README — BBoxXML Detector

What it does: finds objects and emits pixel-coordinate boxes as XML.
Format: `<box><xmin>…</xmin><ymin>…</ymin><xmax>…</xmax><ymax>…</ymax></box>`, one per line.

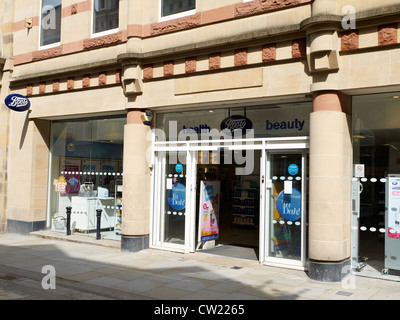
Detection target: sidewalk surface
<box><xmin>0</xmin><ymin>231</ymin><xmax>400</xmax><ymax>300</ymax></box>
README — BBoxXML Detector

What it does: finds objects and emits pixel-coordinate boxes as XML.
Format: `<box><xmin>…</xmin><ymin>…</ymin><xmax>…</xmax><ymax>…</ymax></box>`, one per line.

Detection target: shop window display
<box><xmin>353</xmin><ymin>92</ymin><xmax>400</xmax><ymax>277</ymax></box>
<box><xmin>49</xmin><ymin>118</ymin><xmax>124</xmax><ymax>235</ymax></box>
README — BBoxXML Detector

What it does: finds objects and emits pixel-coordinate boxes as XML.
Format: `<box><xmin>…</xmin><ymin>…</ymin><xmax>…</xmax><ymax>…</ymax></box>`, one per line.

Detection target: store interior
<box><xmin>195</xmin><ymin>150</ymin><xmax>261</xmax><ymax>261</ymax></box>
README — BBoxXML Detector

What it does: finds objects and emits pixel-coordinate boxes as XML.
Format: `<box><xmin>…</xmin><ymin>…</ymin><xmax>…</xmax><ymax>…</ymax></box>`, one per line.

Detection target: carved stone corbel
<box><xmin>117</xmin><ymin>54</ymin><xmax>143</xmax><ymax>97</ymax></box>
<box><xmin>307</xmin><ymin>29</ymin><xmax>340</xmax><ymax>73</ymax></box>
<box><xmin>300</xmin><ymin>15</ymin><xmax>343</xmax><ymax>92</ymax></box>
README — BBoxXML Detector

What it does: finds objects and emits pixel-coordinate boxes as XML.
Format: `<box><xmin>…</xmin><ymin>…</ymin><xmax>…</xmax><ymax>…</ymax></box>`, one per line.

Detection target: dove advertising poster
<box><xmin>198</xmin><ymin>181</ymin><xmax>220</xmax><ymax>242</ymax></box>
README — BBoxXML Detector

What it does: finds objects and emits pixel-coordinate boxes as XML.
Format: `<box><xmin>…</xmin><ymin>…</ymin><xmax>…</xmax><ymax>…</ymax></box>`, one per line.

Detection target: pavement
<box><xmin>1</xmin><ymin>231</ymin><xmax>400</xmax><ymax>302</ymax></box>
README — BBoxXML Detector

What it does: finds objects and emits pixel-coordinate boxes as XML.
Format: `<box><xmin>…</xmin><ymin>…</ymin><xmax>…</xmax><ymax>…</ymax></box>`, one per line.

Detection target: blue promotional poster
<box><xmin>275</xmin><ymin>188</ymin><xmax>302</xmax><ymax>221</ymax></box>
<box><xmin>167</xmin><ymin>183</ymin><xmax>186</xmax><ymax>211</ymax></box>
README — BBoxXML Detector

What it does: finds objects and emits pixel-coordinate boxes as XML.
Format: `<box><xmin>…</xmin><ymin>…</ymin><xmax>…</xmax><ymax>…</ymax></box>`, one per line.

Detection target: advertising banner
<box><xmin>198</xmin><ymin>181</ymin><xmax>220</xmax><ymax>242</ymax></box>
<box><xmin>387</xmin><ymin>177</ymin><xmax>400</xmax><ymax>239</ymax></box>
<box><xmin>60</xmin><ymin>159</ymin><xmax>81</xmax><ymax>193</ymax></box>
<box><xmin>158</xmin><ymin>103</ymin><xmax>311</xmax><ymax>140</ymax></box>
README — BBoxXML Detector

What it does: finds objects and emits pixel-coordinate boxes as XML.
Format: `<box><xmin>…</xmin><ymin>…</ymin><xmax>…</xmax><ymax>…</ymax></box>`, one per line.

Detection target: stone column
<box><xmin>311</xmin><ymin>0</ymin><xmax>337</xmax><ymax>16</ymax></box>
<box><xmin>6</xmin><ymin>116</ymin><xmax>49</xmax><ymax>234</ymax></box>
<box><xmin>0</xmin><ymin>61</ymin><xmax>9</xmax><ymax>233</ymax></box>
<box><xmin>121</xmin><ymin>109</ymin><xmax>152</xmax><ymax>252</ymax></box>
<box><xmin>0</xmin><ymin>0</ymin><xmax>15</xmax><ymax>233</ymax></box>
<box><xmin>308</xmin><ymin>91</ymin><xmax>352</xmax><ymax>282</ymax></box>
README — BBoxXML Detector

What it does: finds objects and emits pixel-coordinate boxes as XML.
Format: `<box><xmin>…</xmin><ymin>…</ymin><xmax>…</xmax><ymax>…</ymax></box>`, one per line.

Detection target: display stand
<box><xmin>383</xmin><ymin>175</ymin><xmax>400</xmax><ymax>274</ymax></box>
<box><xmin>231</xmin><ymin>175</ymin><xmax>259</xmax><ymax>227</ymax></box>
<box><xmin>70</xmin><ymin>196</ymin><xmax>115</xmax><ymax>231</ymax></box>
<box><xmin>52</xmin><ymin>173</ymin><xmax>124</xmax><ymax>234</ymax></box>
<box><xmin>197</xmin><ymin>180</ymin><xmax>220</xmax><ymax>248</ymax></box>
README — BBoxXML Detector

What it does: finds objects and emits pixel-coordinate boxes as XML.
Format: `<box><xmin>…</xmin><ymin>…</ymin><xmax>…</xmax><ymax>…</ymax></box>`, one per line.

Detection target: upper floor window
<box><xmin>40</xmin><ymin>0</ymin><xmax>62</xmax><ymax>48</ymax></box>
<box><xmin>93</xmin><ymin>0</ymin><xmax>119</xmax><ymax>35</ymax></box>
<box><xmin>161</xmin><ymin>0</ymin><xmax>196</xmax><ymax>19</ymax></box>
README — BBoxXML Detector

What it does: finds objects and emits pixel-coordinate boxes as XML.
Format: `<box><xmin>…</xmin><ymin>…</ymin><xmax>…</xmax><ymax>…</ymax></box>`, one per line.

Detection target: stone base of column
<box><xmin>6</xmin><ymin>219</ymin><xmax>46</xmax><ymax>235</ymax></box>
<box><xmin>308</xmin><ymin>259</ymin><xmax>350</xmax><ymax>282</ymax></box>
<box><xmin>121</xmin><ymin>235</ymin><xmax>149</xmax><ymax>253</ymax></box>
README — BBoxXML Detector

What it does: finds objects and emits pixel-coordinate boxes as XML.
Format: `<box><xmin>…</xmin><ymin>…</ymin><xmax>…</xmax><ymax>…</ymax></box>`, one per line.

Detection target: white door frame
<box><xmin>151</xmin><ymin>149</ymin><xmax>196</xmax><ymax>253</ymax></box>
<box><xmin>261</xmin><ymin>149</ymin><xmax>308</xmax><ymax>270</ymax></box>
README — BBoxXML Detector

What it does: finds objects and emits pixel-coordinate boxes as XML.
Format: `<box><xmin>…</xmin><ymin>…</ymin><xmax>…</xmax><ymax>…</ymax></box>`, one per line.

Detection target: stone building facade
<box><xmin>2</xmin><ymin>0</ymin><xmax>400</xmax><ymax>282</ymax></box>
<box><xmin>0</xmin><ymin>0</ymin><xmax>14</xmax><ymax>233</ymax></box>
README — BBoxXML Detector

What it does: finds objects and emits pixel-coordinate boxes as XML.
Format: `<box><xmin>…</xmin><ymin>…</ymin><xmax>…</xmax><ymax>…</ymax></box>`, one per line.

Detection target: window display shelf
<box><xmin>53</xmin><ymin>180</ymin><xmax>122</xmax><ymax>233</ymax></box>
<box><xmin>70</xmin><ymin>196</ymin><xmax>115</xmax><ymax>231</ymax></box>
<box><xmin>231</xmin><ymin>175</ymin><xmax>259</xmax><ymax>227</ymax></box>
<box><xmin>232</xmin><ymin>214</ymin><xmax>256</xmax><ymax>226</ymax></box>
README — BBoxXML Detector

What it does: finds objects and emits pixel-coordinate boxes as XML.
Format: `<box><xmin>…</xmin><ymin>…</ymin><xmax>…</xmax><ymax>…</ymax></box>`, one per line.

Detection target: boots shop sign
<box><xmin>220</xmin><ymin>115</ymin><xmax>253</xmax><ymax>136</ymax></box>
<box><xmin>4</xmin><ymin>94</ymin><xmax>31</xmax><ymax>112</ymax></box>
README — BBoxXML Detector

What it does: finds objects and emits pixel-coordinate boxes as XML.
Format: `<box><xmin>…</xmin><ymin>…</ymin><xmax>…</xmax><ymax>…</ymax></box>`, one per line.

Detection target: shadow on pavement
<box><xmin>0</xmin><ymin>233</ymin><xmax>331</xmax><ymax>303</ymax></box>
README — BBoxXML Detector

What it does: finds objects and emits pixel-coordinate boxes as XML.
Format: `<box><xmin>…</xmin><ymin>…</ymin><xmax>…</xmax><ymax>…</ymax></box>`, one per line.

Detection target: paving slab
<box><xmin>0</xmin><ymin>232</ymin><xmax>399</xmax><ymax>302</ymax></box>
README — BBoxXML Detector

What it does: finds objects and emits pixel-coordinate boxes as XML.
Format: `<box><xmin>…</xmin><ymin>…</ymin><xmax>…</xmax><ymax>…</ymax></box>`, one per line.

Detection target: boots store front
<box><xmin>150</xmin><ymin>91</ymin><xmax>400</xmax><ymax>280</ymax></box>
<box><xmin>27</xmin><ymin>91</ymin><xmax>400</xmax><ymax>281</ymax></box>
<box><xmin>150</xmin><ymin>102</ymin><xmax>311</xmax><ymax>270</ymax></box>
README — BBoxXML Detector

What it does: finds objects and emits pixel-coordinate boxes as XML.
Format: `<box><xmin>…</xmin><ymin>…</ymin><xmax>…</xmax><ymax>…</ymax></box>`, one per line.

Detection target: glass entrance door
<box><xmin>153</xmin><ymin>150</ymin><xmax>196</xmax><ymax>253</ymax></box>
<box><xmin>264</xmin><ymin>151</ymin><xmax>307</xmax><ymax>268</ymax></box>
<box><xmin>152</xmin><ymin>138</ymin><xmax>309</xmax><ymax>262</ymax></box>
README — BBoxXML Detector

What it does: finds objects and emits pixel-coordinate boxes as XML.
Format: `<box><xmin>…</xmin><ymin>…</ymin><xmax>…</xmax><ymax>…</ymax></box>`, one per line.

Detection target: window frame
<box><xmin>91</xmin><ymin>0</ymin><xmax>120</xmax><ymax>38</ymax></box>
<box><xmin>39</xmin><ymin>0</ymin><xmax>62</xmax><ymax>50</ymax></box>
<box><xmin>159</xmin><ymin>0</ymin><xmax>197</xmax><ymax>22</ymax></box>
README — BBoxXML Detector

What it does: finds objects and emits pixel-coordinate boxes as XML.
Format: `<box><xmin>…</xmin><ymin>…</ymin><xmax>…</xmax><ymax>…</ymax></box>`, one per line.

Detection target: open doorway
<box><xmin>195</xmin><ymin>150</ymin><xmax>261</xmax><ymax>261</ymax></box>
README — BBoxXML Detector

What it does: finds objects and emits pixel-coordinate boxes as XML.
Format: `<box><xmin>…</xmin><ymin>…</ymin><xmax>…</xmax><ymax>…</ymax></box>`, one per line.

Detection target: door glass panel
<box><xmin>161</xmin><ymin>151</ymin><xmax>187</xmax><ymax>245</ymax></box>
<box><xmin>268</xmin><ymin>153</ymin><xmax>303</xmax><ymax>261</ymax></box>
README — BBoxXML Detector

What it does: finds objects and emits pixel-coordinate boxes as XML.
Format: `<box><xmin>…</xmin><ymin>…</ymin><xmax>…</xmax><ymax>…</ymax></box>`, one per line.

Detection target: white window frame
<box><xmin>159</xmin><ymin>0</ymin><xmax>197</xmax><ymax>22</ymax></box>
<box><xmin>91</xmin><ymin>0</ymin><xmax>120</xmax><ymax>38</ymax></box>
<box><xmin>39</xmin><ymin>0</ymin><xmax>61</xmax><ymax>50</ymax></box>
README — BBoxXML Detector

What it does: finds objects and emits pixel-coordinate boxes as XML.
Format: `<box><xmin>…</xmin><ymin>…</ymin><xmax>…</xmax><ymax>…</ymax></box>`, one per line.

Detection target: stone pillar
<box><xmin>0</xmin><ymin>0</ymin><xmax>15</xmax><ymax>233</ymax></box>
<box><xmin>0</xmin><ymin>66</ymin><xmax>9</xmax><ymax>233</ymax></box>
<box><xmin>308</xmin><ymin>91</ymin><xmax>352</xmax><ymax>282</ymax></box>
<box><xmin>121</xmin><ymin>109</ymin><xmax>152</xmax><ymax>252</ymax></box>
<box><xmin>6</xmin><ymin>116</ymin><xmax>49</xmax><ymax>234</ymax></box>
<box><xmin>311</xmin><ymin>0</ymin><xmax>337</xmax><ymax>16</ymax></box>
